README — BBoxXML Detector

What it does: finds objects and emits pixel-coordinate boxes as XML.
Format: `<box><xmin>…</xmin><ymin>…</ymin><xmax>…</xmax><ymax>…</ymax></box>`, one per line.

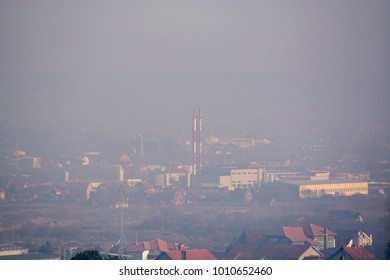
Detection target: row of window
<box><xmin>301</xmin><ymin>187</ymin><xmax>367</xmax><ymax>195</ymax></box>
<box><xmin>231</xmin><ymin>171</ymin><xmax>258</xmax><ymax>175</ymax></box>
<box><xmin>232</xmin><ymin>180</ymin><xmax>259</xmax><ymax>184</ymax></box>
<box><xmin>232</xmin><ymin>183</ymin><xmax>257</xmax><ymax>188</ymax></box>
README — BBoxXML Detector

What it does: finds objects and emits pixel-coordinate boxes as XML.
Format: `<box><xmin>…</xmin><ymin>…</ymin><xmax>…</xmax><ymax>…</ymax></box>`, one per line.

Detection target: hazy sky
<box><xmin>1</xmin><ymin>0</ymin><xmax>389</xmax><ymax>142</ymax></box>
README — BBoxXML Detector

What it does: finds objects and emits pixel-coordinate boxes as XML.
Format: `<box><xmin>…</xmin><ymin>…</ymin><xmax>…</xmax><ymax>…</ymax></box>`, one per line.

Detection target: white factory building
<box><xmin>219</xmin><ymin>168</ymin><xmax>264</xmax><ymax>190</ymax></box>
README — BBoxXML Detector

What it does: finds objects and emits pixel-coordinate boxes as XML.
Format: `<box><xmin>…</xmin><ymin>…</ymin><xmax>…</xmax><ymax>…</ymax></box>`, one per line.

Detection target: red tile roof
<box><xmin>159</xmin><ymin>249</ymin><xmax>217</xmax><ymax>260</ymax></box>
<box><xmin>304</xmin><ymin>224</ymin><xmax>336</xmax><ymax>237</ymax></box>
<box><xmin>282</xmin><ymin>226</ymin><xmax>318</xmax><ymax>246</ymax></box>
<box><xmin>344</xmin><ymin>247</ymin><xmax>376</xmax><ymax>260</ymax></box>
<box><xmin>283</xmin><ymin>226</ymin><xmax>308</xmax><ymax>242</ymax></box>
<box><xmin>100</xmin><ymin>245</ymin><xmax>113</xmax><ymax>253</ymax></box>
<box><xmin>126</xmin><ymin>239</ymin><xmax>178</xmax><ymax>253</ymax></box>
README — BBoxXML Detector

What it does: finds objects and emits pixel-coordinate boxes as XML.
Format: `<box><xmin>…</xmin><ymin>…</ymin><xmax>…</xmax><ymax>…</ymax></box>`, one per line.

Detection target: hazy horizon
<box><xmin>1</xmin><ymin>0</ymin><xmax>389</xmax><ymax>145</ymax></box>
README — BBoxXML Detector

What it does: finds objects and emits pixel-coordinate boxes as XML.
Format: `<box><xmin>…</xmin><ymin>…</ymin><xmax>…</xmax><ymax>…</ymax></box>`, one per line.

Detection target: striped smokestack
<box><xmin>192</xmin><ymin>109</ymin><xmax>197</xmax><ymax>175</ymax></box>
<box><xmin>198</xmin><ymin>108</ymin><xmax>202</xmax><ymax>174</ymax></box>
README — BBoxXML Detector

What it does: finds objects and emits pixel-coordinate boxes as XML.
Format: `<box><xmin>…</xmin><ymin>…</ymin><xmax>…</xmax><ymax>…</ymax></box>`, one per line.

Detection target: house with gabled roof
<box><xmin>124</xmin><ymin>239</ymin><xmax>183</xmax><ymax>260</ymax></box>
<box><xmin>224</xmin><ymin>242</ymin><xmax>323</xmax><ymax>260</ymax></box>
<box><xmin>224</xmin><ymin>243</ymin><xmax>261</xmax><ymax>260</ymax></box>
<box><xmin>303</xmin><ymin>224</ymin><xmax>336</xmax><ymax>250</ymax></box>
<box><xmin>352</xmin><ymin>231</ymin><xmax>373</xmax><ymax>247</ymax></box>
<box><xmin>266</xmin><ymin>226</ymin><xmax>318</xmax><ymax>247</ymax></box>
<box><xmin>254</xmin><ymin>243</ymin><xmax>323</xmax><ymax>260</ymax></box>
<box><xmin>155</xmin><ymin>249</ymin><xmax>217</xmax><ymax>260</ymax></box>
<box><xmin>327</xmin><ymin>246</ymin><xmax>376</xmax><ymax>260</ymax></box>
<box><xmin>227</xmin><ymin>223</ymin><xmax>337</xmax><ymax>259</ymax></box>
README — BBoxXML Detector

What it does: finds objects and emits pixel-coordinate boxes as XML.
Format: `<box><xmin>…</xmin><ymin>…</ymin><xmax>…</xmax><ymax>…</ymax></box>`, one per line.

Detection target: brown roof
<box><xmin>282</xmin><ymin>226</ymin><xmax>318</xmax><ymax>245</ymax></box>
<box><xmin>344</xmin><ymin>247</ymin><xmax>376</xmax><ymax>260</ymax></box>
<box><xmin>283</xmin><ymin>226</ymin><xmax>308</xmax><ymax>242</ymax></box>
<box><xmin>247</xmin><ymin>226</ymin><xmax>319</xmax><ymax>246</ymax></box>
<box><xmin>304</xmin><ymin>224</ymin><xmax>336</xmax><ymax>237</ymax></box>
<box><xmin>328</xmin><ymin>246</ymin><xmax>377</xmax><ymax>260</ymax></box>
<box><xmin>158</xmin><ymin>249</ymin><xmax>217</xmax><ymax>260</ymax></box>
<box><xmin>225</xmin><ymin>243</ymin><xmax>260</xmax><ymax>260</ymax></box>
<box><xmin>254</xmin><ymin>243</ymin><xmax>320</xmax><ymax>260</ymax></box>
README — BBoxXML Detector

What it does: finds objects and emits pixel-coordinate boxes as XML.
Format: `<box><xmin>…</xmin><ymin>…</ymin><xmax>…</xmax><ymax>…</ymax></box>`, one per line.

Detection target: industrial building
<box><xmin>280</xmin><ymin>180</ymin><xmax>369</xmax><ymax>199</ymax></box>
<box><xmin>154</xmin><ymin>168</ymin><xmax>191</xmax><ymax>188</ymax></box>
<box><xmin>21</xmin><ymin>156</ymin><xmax>42</xmax><ymax>170</ymax></box>
<box><xmin>263</xmin><ymin>170</ymin><xmax>329</xmax><ymax>183</ymax></box>
<box><xmin>0</xmin><ymin>243</ymin><xmax>28</xmax><ymax>256</ymax></box>
<box><xmin>219</xmin><ymin>168</ymin><xmax>264</xmax><ymax>190</ymax></box>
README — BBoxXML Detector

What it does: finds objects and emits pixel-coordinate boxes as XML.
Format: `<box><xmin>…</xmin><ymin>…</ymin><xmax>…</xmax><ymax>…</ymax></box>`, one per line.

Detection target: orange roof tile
<box><xmin>282</xmin><ymin>226</ymin><xmax>307</xmax><ymax>242</ymax></box>
<box><xmin>126</xmin><ymin>239</ymin><xmax>178</xmax><ymax>252</ymax></box>
<box><xmin>282</xmin><ymin>226</ymin><xmax>318</xmax><ymax>246</ymax></box>
<box><xmin>304</xmin><ymin>224</ymin><xmax>336</xmax><ymax>237</ymax></box>
<box><xmin>344</xmin><ymin>247</ymin><xmax>376</xmax><ymax>260</ymax></box>
<box><xmin>161</xmin><ymin>249</ymin><xmax>217</xmax><ymax>260</ymax></box>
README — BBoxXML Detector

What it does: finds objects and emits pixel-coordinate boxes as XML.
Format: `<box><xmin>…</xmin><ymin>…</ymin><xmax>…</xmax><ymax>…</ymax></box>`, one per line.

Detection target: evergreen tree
<box><xmin>71</xmin><ymin>250</ymin><xmax>103</xmax><ymax>260</ymax></box>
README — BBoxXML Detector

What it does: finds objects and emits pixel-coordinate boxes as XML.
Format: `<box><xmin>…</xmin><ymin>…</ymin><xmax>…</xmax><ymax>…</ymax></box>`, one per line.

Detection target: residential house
<box><xmin>328</xmin><ymin>246</ymin><xmax>376</xmax><ymax>260</ymax></box>
<box><xmin>266</xmin><ymin>226</ymin><xmax>318</xmax><ymax>247</ymax></box>
<box><xmin>303</xmin><ymin>224</ymin><xmax>336</xmax><ymax>250</ymax></box>
<box><xmin>224</xmin><ymin>243</ymin><xmax>261</xmax><ymax>260</ymax></box>
<box><xmin>253</xmin><ymin>243</ymin><xmax>323</xmax><ymax>260</ymax></box>
<box><xmin>227</xmin><ymin>223</ymin><xmax>337</xmax><ymax>259</ymax></box>
<box><xmin>155</xmin><ymin>249</ymin><xmax>217</xmax><ymax>260</ymax></box>
<box><xmin>224</xmin><ymin>242</ymin><xmax>323</xmax><ymax>260</ymax></box>
<box><xmin>352</xmin><ymin>231</ymin><xmax>373</xmax><ymax>247</ymax></box>
<box><xmin>125</xmin><ymin>239</ymin><xmax>182</xmax><ymax>260</ymax></box>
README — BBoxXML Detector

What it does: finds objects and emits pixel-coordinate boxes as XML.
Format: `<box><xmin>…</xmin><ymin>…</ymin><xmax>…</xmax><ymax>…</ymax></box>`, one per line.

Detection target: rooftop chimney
<box><xmin>324</xmin><ymin>226</ymin><xmax>328</xmax><ymax>250</ymax></box>
<box><xmin>181</xmin><ymin>250</ymin><xmax>187</xmax><ymax>260</ymax></box>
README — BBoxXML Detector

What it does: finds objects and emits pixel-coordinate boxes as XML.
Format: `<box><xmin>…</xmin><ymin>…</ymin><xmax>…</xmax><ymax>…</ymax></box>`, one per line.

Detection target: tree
<box><xmin>71</xmin><ymin>250</ymin><xmax>103</xmax><ymax>260</ymax></box>
<box><xmin>385</xmin><ymin>240</ymin><xmax>390</xmax><ymax>260</ymax></box>
<box><xmin>39</xmin><ymin>241</ymin><xmax>52</xmax><ymax>254</ymax></box>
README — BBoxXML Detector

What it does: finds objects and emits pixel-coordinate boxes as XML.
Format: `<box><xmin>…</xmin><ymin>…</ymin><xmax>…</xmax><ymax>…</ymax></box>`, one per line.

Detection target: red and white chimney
<box><xmin>192</xmin><ymin>109</ymin><xmax>197</xmax><ymax>175</ymax></box>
